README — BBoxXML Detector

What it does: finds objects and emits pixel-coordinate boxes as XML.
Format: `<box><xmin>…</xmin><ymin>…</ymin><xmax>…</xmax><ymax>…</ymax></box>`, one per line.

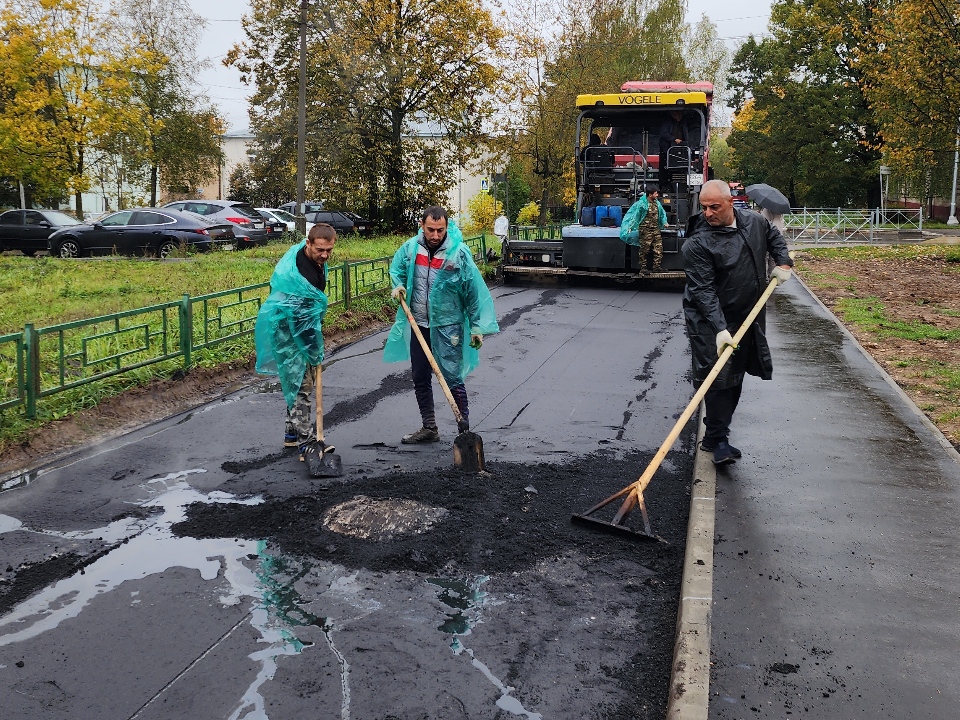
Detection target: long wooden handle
<box><xmin>316</xmin><ymin>364</ymin><xmax>324</xmax><ymax>443</ymax></box>
<box><xmin>398</xmin><ymin>294</ymin><xmax>465</xmax><ymax>424</ymax></box>
<box><xmin>627</xmin><ymin>277</ymin><xmax>781</xmax><ymax>496</ymax></box>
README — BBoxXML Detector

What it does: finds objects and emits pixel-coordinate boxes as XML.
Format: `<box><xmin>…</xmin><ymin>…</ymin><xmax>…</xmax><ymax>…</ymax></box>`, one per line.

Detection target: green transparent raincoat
<box><xmin>255</xmin><ymin>240</ymin><xmax>328</xmax><ymax>408</ymax></box>
<box><xmin>619</xmin><ymin>195</ymin><xmax>668</xmax><ymax>245</ymax></box>
<box><xmin>383</xmin><ymin>223</ymin><xmax>499</xmax><ymax>386</ymax></box>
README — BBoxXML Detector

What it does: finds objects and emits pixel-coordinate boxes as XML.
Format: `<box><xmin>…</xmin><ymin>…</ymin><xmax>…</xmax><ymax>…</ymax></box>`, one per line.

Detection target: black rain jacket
<box><xmin>681</xmin><ymin>208</ymin><xmax>793</xmax><ymax>389</ymax></box>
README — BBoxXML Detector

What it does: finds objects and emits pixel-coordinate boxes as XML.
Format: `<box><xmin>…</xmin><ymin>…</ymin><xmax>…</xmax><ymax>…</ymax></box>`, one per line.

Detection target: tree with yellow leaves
<box><xmin>855</xmin><ymin>0</ymin><xmax>960</xmax><ymax>204</ymax></box>
<box><xmin>0</xmin><ymin>0</ymin><xmax>144</xmax><ymax>216</ymax></box>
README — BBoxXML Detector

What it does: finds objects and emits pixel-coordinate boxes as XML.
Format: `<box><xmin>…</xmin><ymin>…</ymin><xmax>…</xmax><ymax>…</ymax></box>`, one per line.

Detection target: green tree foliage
<box><xmin>708</xmin><ymin>131</ymin><xmax>733</xmax><ymax>181</ymax></box>
<box><xmin>726</xmin><ymin>0</ymin><xmax>882</xmax><ymax>208</ymax></box>
<box><xmin>228</xmin><ymin>0</ymin><xmax>505</xmax><ymax>230</ymax></box>
<box><xmin>488</xmin><ymin>162</ymin><xmax>531</xmax><ymax>224</ymax></box>
<box><xmin>506</xmin><ymin>0</ymin><xmax>689</xmax><ymax>221</ymax></box>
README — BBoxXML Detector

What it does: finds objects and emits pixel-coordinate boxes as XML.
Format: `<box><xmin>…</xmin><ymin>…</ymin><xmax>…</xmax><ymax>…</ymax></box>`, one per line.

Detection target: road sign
<box><xmin>480</xmin><ymin>178</ymin><xmax>489</xmax><ymax>192</ymax></box>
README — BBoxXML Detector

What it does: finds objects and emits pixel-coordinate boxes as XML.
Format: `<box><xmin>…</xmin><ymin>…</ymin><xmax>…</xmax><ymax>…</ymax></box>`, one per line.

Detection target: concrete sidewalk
<box><xmin>709</xmin><ymin>279</ymin><xmax>960</xmax><ymax>718</ymax></box>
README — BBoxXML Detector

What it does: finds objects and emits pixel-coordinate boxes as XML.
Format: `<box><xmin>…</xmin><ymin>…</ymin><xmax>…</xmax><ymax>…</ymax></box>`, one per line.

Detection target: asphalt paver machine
<box><xmin>505</xmin><ymin>82</ymin><xmax>713</xmax><ymax>281</ymax></box>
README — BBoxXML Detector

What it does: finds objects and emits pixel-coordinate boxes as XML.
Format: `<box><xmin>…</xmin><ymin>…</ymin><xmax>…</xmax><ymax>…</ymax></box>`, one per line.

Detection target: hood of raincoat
<box><xmin>619</xmin><ymin>195</ymin><xmax>668</xmax><ymax>245</ymax></box>
<box><xmin>383</xmin><ymin>222</ymin><xmax>499</xmax><ymax>386</ymax></box>
<box><xmin>255</xmin><ymin>240</ymin><xmax>329</xmax><ymax>408</ymax></box>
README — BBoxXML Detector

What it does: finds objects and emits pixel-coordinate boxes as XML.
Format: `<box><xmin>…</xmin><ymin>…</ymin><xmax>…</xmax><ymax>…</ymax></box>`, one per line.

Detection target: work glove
<box><xmin>716</xmin><ymin>329</ymin><xmax>736</xmax><ymax>357</ymax></box>
<box><xmin>470</xmin><ymin>334</ymin><xmax>483</xmax><ymax>349</ymax></box>
<box><xmin>391</xmin><ymin>286</ymin><xmax>406</xmax><ymax>301</ymax></box>
<box><xmin>771</xmin><ymin>266</ymin><xmax>792</xmax><ymax>284</ymax></box>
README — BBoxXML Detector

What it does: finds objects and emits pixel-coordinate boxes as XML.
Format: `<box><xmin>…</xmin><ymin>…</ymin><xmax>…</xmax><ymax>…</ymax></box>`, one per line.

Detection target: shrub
<box><xmin>515</xmin><ymin>201</ymin><xmax>551</xmax><ymax>226</ymax></box>
<box><xmin>463</xmin><ymin>192</ymin><xmax>502</xmax><ymax>233</ymax></box>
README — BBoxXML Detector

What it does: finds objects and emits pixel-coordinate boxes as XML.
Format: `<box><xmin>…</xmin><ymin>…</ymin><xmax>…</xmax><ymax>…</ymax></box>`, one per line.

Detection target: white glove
<box><xmin>771</xmin><ymin>266</ymin><xmax>792</xmax><ymax>284</ymax></box>
<box><xmin>716</xmin><ymin>329</ymin><xmax>736</xmax><ymax>357</ymax></box>
<box><xmin>391</xmin><ymin>286</ymin><xmax>406</xmax><ymax>301</ymax></box>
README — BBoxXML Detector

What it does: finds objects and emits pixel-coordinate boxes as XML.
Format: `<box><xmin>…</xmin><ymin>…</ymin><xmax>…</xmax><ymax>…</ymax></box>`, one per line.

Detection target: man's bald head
<box><xmin>699</xmin><ymin>180</ymin><xmax>735</xmax><ymax>227</ymax></box>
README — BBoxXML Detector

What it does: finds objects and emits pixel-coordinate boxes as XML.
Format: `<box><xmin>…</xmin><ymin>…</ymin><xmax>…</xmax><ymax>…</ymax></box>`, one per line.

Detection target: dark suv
<box><xmin>304</xmin><ymin>210</ymin><xmax>372</xmax><ymax>236</ymax></box>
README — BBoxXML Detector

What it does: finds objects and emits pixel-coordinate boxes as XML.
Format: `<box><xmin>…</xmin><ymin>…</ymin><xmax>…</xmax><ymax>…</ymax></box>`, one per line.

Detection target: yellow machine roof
<box><xmin>576</xmin><ymin>92</ymin><xmax>709</xmax><ymax>109</ymax></box>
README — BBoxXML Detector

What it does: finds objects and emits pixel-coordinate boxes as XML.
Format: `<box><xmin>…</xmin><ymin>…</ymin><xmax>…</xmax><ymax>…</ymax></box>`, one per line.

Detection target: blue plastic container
<box><xmin>607</xmin><ymin>205</ymin><xmax>623</xmax><ymax>226</ymax></box>
<box><xmin>595</xmin><ymin>205</ymin><xmax>609</xmax><ymax>222</ymax></box>
<box><xmin>580</xmin><ymin>206</ymin><xmax>596</xmax><ymax>226</ymax></box>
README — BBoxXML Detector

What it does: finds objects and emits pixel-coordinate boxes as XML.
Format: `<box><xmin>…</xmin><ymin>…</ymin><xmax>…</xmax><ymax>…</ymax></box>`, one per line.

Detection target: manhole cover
<box><xmin>323</xmin><ymin>496</ymin><xmax>449</xmax><ymax>541</ymax></box>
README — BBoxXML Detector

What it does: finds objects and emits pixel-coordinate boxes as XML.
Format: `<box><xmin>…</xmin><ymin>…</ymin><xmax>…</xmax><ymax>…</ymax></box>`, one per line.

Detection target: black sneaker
<box><xmin>711</xmin><ymin>440</ymin><xmax>739</xmax><ymax>465</ymax></box>
<box><xmin>401</xmin><ymin>426</ymin><xmax>440</xmax><ymax>444</ymax></box>
<box><xmin>700</xmin><ymin>438</ymin><xmax>741</xmax><ymax>457</ymax></box>
<box><xmin>284</xmin><ymin>423</ymin><xmax>298</xmax><ymax>448</ymax></box>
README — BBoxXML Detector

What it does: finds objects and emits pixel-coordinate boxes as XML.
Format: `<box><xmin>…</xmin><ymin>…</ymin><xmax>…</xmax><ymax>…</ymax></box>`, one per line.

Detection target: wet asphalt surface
<box><xmin>4</xmin><ymin>277</ymin><xmax>958</xmax><ymax>719</ymax></box>
<box><xmin>0</xmin><ymin>284</ymin><xmax>697</xmax><ymax>720</ymax></box>
<box><xmin>709</xmin><ymin>280</ymin><xmax>960</xmax><ymax>719</ymax></box>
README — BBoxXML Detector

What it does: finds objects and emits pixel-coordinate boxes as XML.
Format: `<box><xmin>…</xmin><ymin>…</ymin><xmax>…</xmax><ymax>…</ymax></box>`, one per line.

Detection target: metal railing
<box><xmin>509</xmin><ymin>223</ymin><xmax>573</xmax><ymax>242</ymax></box>
<box><xmin>1</xmin><ymin>234</ymin><xmax>487</xmax><ymax>419</ymax></box>
<box><xmin>784</xmin><ymin>208</ymin><xmax>923</xmax><ymax>243</ymax></box>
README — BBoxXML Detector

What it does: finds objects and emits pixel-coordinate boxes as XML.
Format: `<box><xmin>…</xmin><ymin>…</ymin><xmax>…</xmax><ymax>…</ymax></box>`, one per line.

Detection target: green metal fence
<box><xmin>0</xmin><ymin>234</ymin><xmax>487</xmax><ymax>419</ymax></box>
<box><xmin>510</xmin><ymin>223</ymin><xmax>572</xmax><ymax>242</ymax></box>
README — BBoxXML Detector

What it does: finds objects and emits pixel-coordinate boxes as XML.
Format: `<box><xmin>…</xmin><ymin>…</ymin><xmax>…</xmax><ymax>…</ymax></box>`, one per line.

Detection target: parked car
<box><xmin>0</xmin><ymin>209</ymin><xmax>83</xmax><ymax>255</ymax></box>
<box><xmin>161</xmin><ymin>200</ymin><xmax>267</xmax><ymax>248</ymax></box>
<box><xmin>254</xmin><ymin>208</ymin><xmax>293</xmax><ymax>238</ymax></box>
<box><xmin>48</xmin><ymin>208</ymin><xmax>236</xmax><ymax>258</ymax></box>
<box><xmin>279</xmin><ymin>200</ymin><xmax>325</xmax><ymax>215</ymax></box>
<box><xmin>258</xmin><ymin>207</ymin><xmax>319</xmax><ymax>235</ymax></box>
<box><xmin>304</xmin><ymin>210</ymin><xmax>372</xmax><ymax>236</ymax></box>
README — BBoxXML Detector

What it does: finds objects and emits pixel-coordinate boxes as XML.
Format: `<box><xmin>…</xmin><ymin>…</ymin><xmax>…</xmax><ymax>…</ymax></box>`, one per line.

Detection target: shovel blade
<box><xmin>570</xmin><ymin>513</ymin><xmax>664</xmax><ymax>543</ymax></box>
<box><xmin>303</xmin><ymin>443</ymin><xmax>344</xmax><ymax>478</ymax></box>
<box><xmin>453</xmin><ymin>432</ymin><xmax>485</xmax><ymax>473</ymax></box>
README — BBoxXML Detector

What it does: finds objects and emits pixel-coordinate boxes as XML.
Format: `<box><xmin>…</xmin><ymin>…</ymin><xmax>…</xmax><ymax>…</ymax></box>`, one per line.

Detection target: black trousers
<box><xmin>410</xmin><ymin>325</ymin><xmax>468</xmax><ymax>428</ymax></box>
<box><xmin>703</xmin><ymin>382</ymin><xmax>743</xmax><ymax>444</ymax></box>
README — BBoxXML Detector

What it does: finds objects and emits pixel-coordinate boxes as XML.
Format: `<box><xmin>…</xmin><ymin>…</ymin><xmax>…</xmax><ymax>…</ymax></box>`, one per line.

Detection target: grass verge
<box><xmin>0</xmin><ymin>232</ymin><xmax>495</xmax><ymax>456</ymax></box>
<box><xmin>794</xmin><ymin>245</ymin><xmax>960</xmax><ymax>446</ymax></box>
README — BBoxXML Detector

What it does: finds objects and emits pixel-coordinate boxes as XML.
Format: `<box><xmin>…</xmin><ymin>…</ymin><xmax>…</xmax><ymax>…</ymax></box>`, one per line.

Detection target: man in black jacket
<box><xmin>681</xmin><ymin>180</ymin><xmax>793</xmax><ymax>465</ymax></box>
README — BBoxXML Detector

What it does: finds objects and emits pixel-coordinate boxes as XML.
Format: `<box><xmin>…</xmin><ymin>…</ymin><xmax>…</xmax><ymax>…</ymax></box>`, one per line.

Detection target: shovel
<box><xmin>301</xmin><ymin>362</ymin><xmax>344</xmax><ymax>478</ymax></box>
<box><xmin>398</xmin><ymin>295</ymin><xmax>485</xmax><ymax>472</ymax></box>
<box><xmin>572</xmin><ymin>276</ymin><xmax>783</xmax><ymax>541</ymax></box>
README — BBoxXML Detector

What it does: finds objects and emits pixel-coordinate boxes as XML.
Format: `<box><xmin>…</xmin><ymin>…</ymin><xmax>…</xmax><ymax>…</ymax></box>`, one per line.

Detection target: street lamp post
<box><xmin>948</xmin><ymin>119</ymin><xmax>959</xmax><ymax>226</ymax></box>
<box><xmin>879</xmin><ymin>165</ymin><xmax>892</xmax><ymax>222</ymax></box>
<box><xmin>295</xmin><ymin>0</ymin><xmax>308</xmax><ymax>235</ymax></box>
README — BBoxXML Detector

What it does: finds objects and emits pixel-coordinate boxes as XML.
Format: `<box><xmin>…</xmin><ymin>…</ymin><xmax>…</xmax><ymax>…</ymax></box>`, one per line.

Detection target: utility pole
<box><xmin>949</xmin><ymin>118</ymin><xmax>959</xmax><ymax>225</ymax></box>
<box><xmin>295</xmin><ymin>0</ymin><xmax>308</xmax><ymax>235</ymax></box>
<box><xmin>18</xmin><ymin>181</ymin><xmax>25</xmax><ymax>210</ymax></box>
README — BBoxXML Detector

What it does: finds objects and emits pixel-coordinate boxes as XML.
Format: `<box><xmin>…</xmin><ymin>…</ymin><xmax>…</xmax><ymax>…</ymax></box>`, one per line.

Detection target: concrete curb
<box><xmin>794</xmin><ymin>273</ymin><xmax>960</xmax><ymax>467</ymax></box>
<box><xmin>666</xmin><ymin>403</ymin><xmax>715</xmax><ymax>720</ymax></box>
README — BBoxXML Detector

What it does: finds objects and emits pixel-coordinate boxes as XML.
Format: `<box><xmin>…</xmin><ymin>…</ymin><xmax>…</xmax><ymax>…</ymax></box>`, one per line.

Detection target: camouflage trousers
<box><xmin>286</xmin><ymin>365</ymin><xmax>318</xmax><ymax>446</ymax></box>
<box><xmin>638</xmin><ymin>223</ymin><xmax>663</xmax><ymax>271</ymax></box>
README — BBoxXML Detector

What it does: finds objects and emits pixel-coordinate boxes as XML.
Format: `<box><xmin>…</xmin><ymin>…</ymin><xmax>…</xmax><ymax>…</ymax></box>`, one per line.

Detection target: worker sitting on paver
<box><xmin>384</xmin><ymin>206</ymin><xmax>499</xmax><ymax>444</ymax></box>
<box><xmin>254</xmin><ymin>223</ymin><xmax>337</xmax><ymax>454</ymax></box>
<box><xmin>621</xmin><ymin>184</ymin><xmax>668</xmax><ymax>272</ymax></box>
<box><xmin>681</xmin><ymin>179</ymin><xmax>793</xmax><ymax>465</ymax></box>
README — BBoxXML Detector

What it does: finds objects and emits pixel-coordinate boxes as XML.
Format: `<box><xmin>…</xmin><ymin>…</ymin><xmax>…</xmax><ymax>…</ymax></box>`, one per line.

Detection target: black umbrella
<box><xmin>745</xmin><ymin>184</ymin><xmax>791</xmax><ymax>214</ymax></box>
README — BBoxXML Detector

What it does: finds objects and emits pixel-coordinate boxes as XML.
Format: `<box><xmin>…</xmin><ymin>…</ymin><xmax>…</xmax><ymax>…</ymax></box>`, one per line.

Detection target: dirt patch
<box><xmin>173</xmin><ymin>448</ymin><xmax>693</xmax><ymax>719</ymax></box>
<box><xmin>0</xmin><ymin>322</ymin><xmax>390</xmax><ymax>480</ymax></box>
<box><xmin>795</xmin><ymin>249</ymin><xmax>960</xmax><ymax>447</ymax></box>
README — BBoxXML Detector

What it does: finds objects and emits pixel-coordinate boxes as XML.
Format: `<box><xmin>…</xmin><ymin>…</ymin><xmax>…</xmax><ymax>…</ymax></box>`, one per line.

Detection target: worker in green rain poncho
<box><xmin>384</xmin><ymin>206</ymin><xmax>499</xmax><ymax>444</ymax></box>
<box><xmin>621</xmin><ymin>185</ymin><xmax>669</xmax><ymax>272</ymax></box>
<box><xmin>255</xmin><ymin>224</ymin><xmax>336</xmax><ymax>454</ymax></box>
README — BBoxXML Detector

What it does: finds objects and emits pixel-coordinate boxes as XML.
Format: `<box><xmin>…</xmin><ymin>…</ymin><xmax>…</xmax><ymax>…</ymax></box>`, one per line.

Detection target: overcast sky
<box><xmin>191</xmin><ymin>0</ymin><xmax>774</xmax><ymax>132</ymax></box>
